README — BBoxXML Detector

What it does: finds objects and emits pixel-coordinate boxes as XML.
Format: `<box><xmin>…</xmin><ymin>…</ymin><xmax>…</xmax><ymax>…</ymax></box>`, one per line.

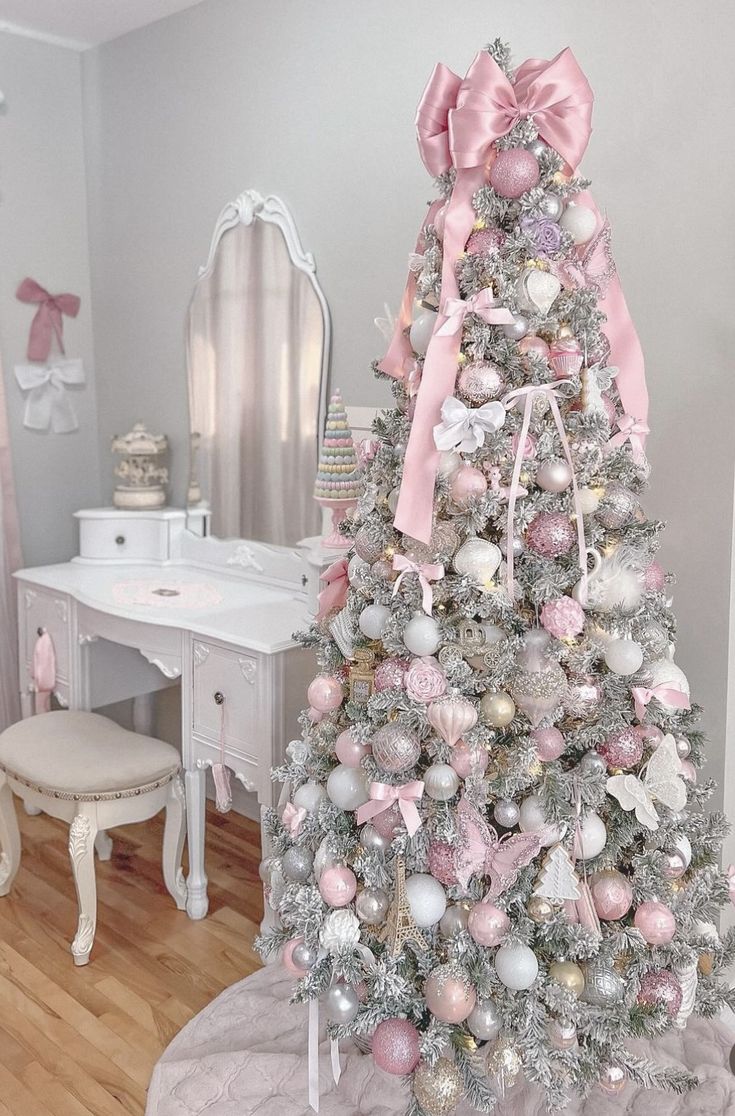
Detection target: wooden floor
<box><xmin>0</xmin><ymin>799</ymin><xmax>263</xmax><ymax>1115</ymax></box>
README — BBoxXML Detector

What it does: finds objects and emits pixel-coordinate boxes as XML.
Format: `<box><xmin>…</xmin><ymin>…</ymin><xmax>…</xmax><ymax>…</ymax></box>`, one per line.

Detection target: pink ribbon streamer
<box><xmin>282</xmin><ymin>802</ymin><xmax>307</xmax><ymax>837</ymax></box>
<box><xmin>316</xmin><ymin>558</ymin><xmax>349</xmax><ymax>620</ymax></box>
<box><xmin>502</xmin><ymin>382</ymin><xmax>587</xmax><ymax>598</ymax></box>
<box><xmin>32</xmin><ymin>630</ymin><xmax>55</xmax><ymax>714</ymax></box>
<box><xmin>391</xmin><ymin>554</ymin><xmax>444</xmax><ymax>614</ymax></box>
<box><xmin>631</xmin><ymin>684</ymin><xmax>691</xmax><ymax>722</ymax></box>
<box><xmin>16</xmin><ymin>278</ymin><xmax>80</xmax><ymax>362</ymax></box>
<box><xmin>607</xmin><ymin>413</ymin><xmax>650</xmax><ymax>464</ymax></box>
<box><xmin>356</xmin><ymin>780</ymin><xmax>424</xmax><ymax>836</ymax></box>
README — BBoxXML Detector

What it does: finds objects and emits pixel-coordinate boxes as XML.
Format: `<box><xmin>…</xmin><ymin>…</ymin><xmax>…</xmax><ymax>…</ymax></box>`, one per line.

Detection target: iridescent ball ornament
<box><xmin>494</xmin><ymin>798</ymin><xmax>520</xmax><ymax>828</ymax></box>
<box><xmin>637</xmin><ymin>969</ymin><xmax>683</xmax><ymax>1017</ymax></box>
<box><xmin>634</xmin><ymin>901</ymin><xmax>676</xmax><ymax>945</ymax></box>
<box><xmin>413</xmin><ymin>1058</ymin><xmax>463</xmax><ymax>1116</ymax></box>
<box><xmin>425</xmin><ymin>963</ymin><xmax>476</xmax><ymax>1023</ymax></box>
<box><xmin>526</xmin><ymin>512</ymin><xmax>576</xmax><ymax>558</ymax></box>
<box><xmin>489</xmin><ymin>148</ymin><xmax>540</xmax><ymax>198</ymax></box>
<box><xmin>318</xmin><ymin>865</ymin><xmax>357</xmax><ymax>908</ymax></box>
<box><xmin>439</xmin><ymin>903</ymin><xmax>470</xmax><ymax>938</ymax></box>
<box><xmin>467</xmin><ymin>902</ymin><xmax>510</xmax><ymax>947</ymax></box>
<box><xmin>371</xmin><ymin>723</ymin><xmax>421</xmax><ymax>773</ymax></box>
<box><xmin>355</xmin><ymin>887</ymin><xmax>390</xmax><ymax>925</ymax></box>
<box><xmin>325</xmin><ymin>982</ymin><xmax>360</xmax><ymax>1024</ymax></box>
<box><xmin>589</xmin><ymin>869</ymin><xmax>633</xmax><ymax>920</ymax></box>
<box><xmin>599</xmin><ymin>727</ymin><xmax>644</xmax><ymax>770</ymax></box>
<box><xmin>307</xmin><ymin>674</ymin><xmax>343</xmax><ymax>713</ymax></box>
<box><xmin>372</xmin><ymin>1018</ymin><xmax>421</xmax><ymax>1075</ymax></box>
<box><xmin>450</xmin><ymin>464</ymin><xmax>488</xmax><ymax>506</ymax></box>
<box><xmin>537</xmin><ymin>458</ymin><xmax>573</xmax><ymax>493</ymax></box>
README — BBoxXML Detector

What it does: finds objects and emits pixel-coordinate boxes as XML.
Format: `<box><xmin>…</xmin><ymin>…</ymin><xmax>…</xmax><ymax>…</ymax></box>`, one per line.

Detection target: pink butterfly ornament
<box><xmin>455</xmin><ymin>796</ymin><xmax>541</xmax><ymax>899</ymax></box>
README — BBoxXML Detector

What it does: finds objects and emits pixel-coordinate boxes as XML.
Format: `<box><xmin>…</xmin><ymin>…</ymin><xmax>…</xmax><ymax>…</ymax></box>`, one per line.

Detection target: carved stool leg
<box><xmin>0</xmin><ymin>775</ymin><xmax>21</xmax><ymax>896</ymax></box>
<box><xmin>185</xmin><ymin>766</ymin><xmax>208</xmax><ymax>919</ymax></box>
<box><xmin>68</xmin><ymin>804</ymin><xmax>99</xmax><ymax>966</ymax></box>
<box><xmin>162</xmin><ymin>774</ymin><xmax>187</xmax><ymax>910</ymax></box>
<box><xmin>94</xmin><ymin>831</ymin><xmax>113</xmax><ymax>861</ymax></box>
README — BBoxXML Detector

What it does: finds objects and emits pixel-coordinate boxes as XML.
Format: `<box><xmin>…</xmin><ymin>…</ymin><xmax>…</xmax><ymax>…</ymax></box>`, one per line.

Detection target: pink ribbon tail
<box><xmin>32</xmin><ymin>630</ymin><xmax>56</xmax><ymax>715</ymax></box>
<box><xmin>316</xmin><ymin>558</ymin><xmax>349</xmax><ymax>620</ymax></box>
<box><xmin>631</xmin><ymin>684</ymin><xmax>691</xmax><ymax>722</ymax></box>
<box><xmin>356</xmin><ymin>781</ymin><xmax>424</xmax><ymax>837</ymax></box>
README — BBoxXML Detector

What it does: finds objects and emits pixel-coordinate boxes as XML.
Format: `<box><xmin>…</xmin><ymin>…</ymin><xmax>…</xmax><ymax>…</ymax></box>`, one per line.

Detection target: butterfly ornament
<box><xmin>606</xmin><ymin>734</ymin><xmax>687</xmax><ymax>831</ymax></box>
<box><xmin>455</xmin><ymin>796</ymin><xmax>541</xmax><ymax>898</ymax></box>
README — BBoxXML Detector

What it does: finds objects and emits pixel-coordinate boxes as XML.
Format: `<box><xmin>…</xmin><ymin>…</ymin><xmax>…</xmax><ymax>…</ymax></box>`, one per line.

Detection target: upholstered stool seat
<box><xmin>0</xmin><ymin>710</ymin><xmax>187</xmax><ymax>965</ymax></box>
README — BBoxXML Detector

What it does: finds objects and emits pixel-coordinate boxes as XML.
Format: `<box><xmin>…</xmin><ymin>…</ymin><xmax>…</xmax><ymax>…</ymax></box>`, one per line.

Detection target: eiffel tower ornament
<box><xmin>378</xmin><ymin>857</ymin><xmax>428</xmax><ymax>957</ymax></box>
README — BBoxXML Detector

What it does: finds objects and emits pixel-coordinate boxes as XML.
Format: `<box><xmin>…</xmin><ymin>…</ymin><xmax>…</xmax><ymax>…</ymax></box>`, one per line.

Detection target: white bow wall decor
<box><xmin>433</xmin><ymin>395</ymin><xmax>506</xmax><ymax>453</ymax></box>
<box><xmin>14</xmin><ymin>359</ymin><xmax>85</xmax><ymax>433</ymax></box>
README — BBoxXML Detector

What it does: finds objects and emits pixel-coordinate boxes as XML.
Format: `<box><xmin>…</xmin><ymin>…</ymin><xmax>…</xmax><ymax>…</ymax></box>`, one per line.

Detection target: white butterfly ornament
<box><xmin>606</xmin><ymin>734</ymin><xmax>687</xmax><ymax>831</ymax></box>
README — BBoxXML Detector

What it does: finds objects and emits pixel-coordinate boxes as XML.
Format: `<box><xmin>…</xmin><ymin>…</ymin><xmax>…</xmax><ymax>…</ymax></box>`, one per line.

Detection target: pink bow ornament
<box><xmin>392</xmin><ymin>554</ymin><xmax>444</xmax><ymax>614</ymax></box>
<box><xmin>282</xmin><ymin>802</ymin><xmax>308</xmax><ymax>837</ymax></box>
<box><xmin>15</xmin><ymin>359</ymin><xmax>85</xmax><ymax>434</ymax></box>
<box><xmin>632</xmin><ymin>684</ymin><xmax>691</xmax><ymax>722</ymax></box>
<box><xmin>433</xmin><ymin>396</ymin><xmax>506</xmax><ymax>454</ymax></box>
<box><xmin>16</xmin><ymin>277</ymin><xmax>81</xmax><ymax>361</ymax></box>
<box><xmin>316</xmin><ymin>558</ymin><xmax>349</xmax><ymax>620</ymax></box>
<box><xmin>356</xmin><ymin>781</ymin><xmax>424</xmax><ymax>837</ymax></box>
<box><xmin>607</xmin><ymin>414</ymin><xmax>650</xmax><ymax>465</ymax></box>
<box><xmin>436</xmin><ymin>288</ymin><xmax>514</xmax><ymax>337</ymax></box>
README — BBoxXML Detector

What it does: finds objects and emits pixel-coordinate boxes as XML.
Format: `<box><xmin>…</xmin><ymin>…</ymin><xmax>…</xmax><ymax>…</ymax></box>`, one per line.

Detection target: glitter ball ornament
<box><xmin>282</xmin><ymin>846</ymin><xmax>314</xmax><ymax>883</ymax></box>
<box><xmin>428</xmin><ymin>841</ymin><xmax>459</xmax><ymax>886</ymax></box>
<box><xmin>450</xmin><ymin>464</ymin><xmax>487</xmax><ymax>506</ymax></box>
<box><xmin>604</xmin><ymin>638</ymin><xmax>644</xmax><ymax>676</ymax></box>
<box><xmin>494</xmin><ymin>798</ymin><xmax>520</xmax><ymax>828</ymax></box>
<box><xmin>468</xmin><ymin>998</ymin><xmax>501</xmax><ymax>1041</ymax></box>
<box><xmin>425</xmin><ymin>963</ymin><xmax>476</xmax><ymax>1022</ymax></box>
<box><xmin>589</xmin><ymin>869</ymin><xmax>633</xmax><ymax>920</ymax></box>
<box><xmin>371</xmin><ymin>800</ymin><xmax>403</xmax><ymax>838</ymax></box>
<box><xmin>637</xmin><ymin>969</ymin><xmax>683</xmax><ymax>1017</ymax></box>
<box><xmin>540</xmin><ymin>596</ymin><xmax>585</xmax><ymax>638</ymax></box>
<box><xmin>372</xmin><ymin>1018</ymin><xmax>421</xmax><ymax>1075</ymax></box>
<box><xmin>599</xmin><ymin>1064</ymin><xmax>627</xmax><ymax>1096</ymax></box>
<box><xmin>636</xmin><ymin>618</ymin><xmax>669</xmax><ymax>658</ymax></box>
<box><xmin>371</xmin><ymin>724</ymin><xmax>421</xmax><ymax>773</ymax></box>
<box><xmin>413</xmin><ymin>1057</ymin><xmax>463</xmax><ymax>1116</ymax></box>
<box><xmin>582</xmin><ymin>961</ymin><xmax>625</xmax><ymax>1006</ymax></box>
<box><xmin>596</xmin><ymin>482</ymin><xmax>639</xmax><ymax>529</ymax></box>
<box><xmin>319</xmin><ymin>866</ymin><xmax>357</xmax><ymax>908</ymax></box>
<box><xmin>335</xmin><ymin>727</ymin><xmax>372</xmax><ymax>767</ymax></box>
<box><xmin>486</xmin><ymin>1037</ymin><xmax>522</xmax><ymax>1087</ymax></box>
<box><xmin>307</xmin><ymin>674</ymin><xmax>343</xmax><ymax>713</ymax></box>
<box><xmin>490</xmin><ymin>148</ymin><xmax>540</xmax><ymax>198</ymax></box>
<box><xmin>634</xmin><ymin>901</ymin><xmax>676</xmax><ymax>945</ymax></box>
<box><xmin>532</xmin><ymin>726</ymin><xmax>566</xmax><ymax>762</ymax></box>
<box><xmin>457</xmin><ymin>359</ymin><xmax>505</xmax><ymax>403</ymax></box>
<box><xmin>465</xmin><ymin>225</ymin><xmax>504</xmax><ymax>256</ymax></box>
<box><xmin>599</xmin><ymin>727</ymin><xmax>644</xmax><ymax>770</ymax></box>
<box><xmin>468</xmin><ymin>902</ymin><xmax>510</xmax><ymax>947</ymax></box>
<box><xmin>644</xmin><ymin>561</ymin><xmax>666</xmax><ymax>591</ymax></box>
<box><xmin>559</xmin><ymin>202</ymin><xmax>597</xmax><ymax>244</ymax></box>
<box><xmin>526</xmin><ymin>512</ymin><xmax>576</xmax><ymax>558</ymax></box>
<box><xmin>356</xmin><ymin>887</ymin><xmax>390</xmax><ymax>925</ymax></box>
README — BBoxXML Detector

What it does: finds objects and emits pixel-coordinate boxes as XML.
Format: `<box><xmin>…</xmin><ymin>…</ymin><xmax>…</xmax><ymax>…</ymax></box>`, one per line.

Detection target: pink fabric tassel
<box><xmin>32</xmin><ymin>630</ymin><xmax>55</xmax><ymax>714</ymax></box>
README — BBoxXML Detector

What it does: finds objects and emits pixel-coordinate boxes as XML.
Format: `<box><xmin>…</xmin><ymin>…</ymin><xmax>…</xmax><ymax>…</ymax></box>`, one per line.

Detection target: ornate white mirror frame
<box><xmin>186</xmin><ymin>189</ymin><xmax>331</xmax><ymax>546</ymax></box>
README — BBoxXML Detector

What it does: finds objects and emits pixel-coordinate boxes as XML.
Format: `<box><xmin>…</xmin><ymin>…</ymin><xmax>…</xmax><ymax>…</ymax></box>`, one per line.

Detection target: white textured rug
<box><xmin>146</xmin><ymin>964</ymin><xmax>735</xmax><ymax>1116</ymax></box>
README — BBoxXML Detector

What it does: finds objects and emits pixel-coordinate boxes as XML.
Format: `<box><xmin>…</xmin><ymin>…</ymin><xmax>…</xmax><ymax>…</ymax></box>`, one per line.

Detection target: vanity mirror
<box><xmin>186</xmin><ymin>190</ymin><xmax>330</xmax><ymax>545</ymax></box>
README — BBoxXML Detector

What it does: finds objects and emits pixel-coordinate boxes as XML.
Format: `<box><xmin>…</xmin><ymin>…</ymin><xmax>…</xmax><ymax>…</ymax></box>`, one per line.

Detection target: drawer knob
<box><xmin>213</xmin><ymin>691</ymin><xmax>225</xmax><ymax>705</ymax></box>
<box><xmin>115</xmin><ymin>535</ymin><xmax>126</xmax><ymax>546</ymax></box>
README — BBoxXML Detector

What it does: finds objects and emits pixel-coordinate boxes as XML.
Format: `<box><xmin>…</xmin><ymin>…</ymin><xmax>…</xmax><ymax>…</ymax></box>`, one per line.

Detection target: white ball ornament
<box><xmin>494</xmin><ymin>942</ymin><xmax>539</xmax><ymax>990</ymax></box>
<box><xmin>604</xmin><ymin>638</ymin><xmax>644</xmax><ymax>676</ymax></box>
<box><xmin>405</xmin><ymin>873</ymin><xmax>447</xmax><ymax>927</ymax></box>
<box><xmin>671</xmin><ymin>833</ymin><xmax>692</xmax><ymax>869</ymax></box>
<box><xmin>519</xmin><ymin>794</ymin><xmax>563</xmax><ymax>846</ymax></box>
<box><xmin>293</xmin><ymin>782</ymin><xmax>326</xmax><ymax>813</ymax></box>
<box><xmin>424</xmin><ymin>763</ymin><xmax>460</xmax><ymax>801</ymax></box>
<box><xmin>578</xmin><ymin>487</ymin><xmax>601</xmax><ymax>515</ymax></box>
<box><xmin>358</xmin><ymin>603</ymin><xmax>390</xmax><ymax>640</ymax></box>
<box><xmin>409</xmin><ymin>308</ymin><xmax>438</xmax><ymax>356</ymax></box>
<box><xmin>536</xmin><ymin>459</ymin><xmax>573</xmax><ymax>493</ymax></box>
<box><xmin>647</xmin><ymin>658</ymin><xmax>691</xmax><ymax>707</ymax></box>
<box><xmin>437</xmin><ymin>451</ymin><xmax>461</xmax><ymax>478</ymax></box>
<box><xmin>403</xmin><ymin>612</ymin><xmax>441</xmax><ymax>656</ymax></box>
<box><xmin>559</xmin><ymin>203</ymin><xmax>597</xmax><ymax>245</ymax></box>
<box><xmin>326</xmin><ymin>765</ymin><xmax>370</xmax><ymax>811</ymax></box>
<box><xmin>576</xmin><ymin>811</ymin><xmax>607</xmax><ymax>860</ymax></box>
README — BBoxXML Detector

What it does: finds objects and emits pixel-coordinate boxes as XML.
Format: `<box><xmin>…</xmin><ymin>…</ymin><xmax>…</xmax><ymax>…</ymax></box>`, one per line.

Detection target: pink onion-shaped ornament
<box><xmin>450</xmin><ymin>739</ymin><xmax>489</xmax><ymax>777</ymax></box>
<box><xmin>532</xmin><ymin>726</ymin><xmax>566</xmax><ymax>762</ymax></box>
<box><xmin>634</xmin><ymin>901</ymin><xmax>676</xmax><ymax>944</ymax></box>
<box><xmin>637</xmin><ymin>969</ymin><xmax>683</xmax><ymax>1017</ymax></box>
<box><xmin>589</xmin><ymin>869</ymin><xmax>633</xmax><ymax>920</ymax></box>
<box><xmin>489</xmin><ymin>148</ymin><xmax>540</xmax><ymax>198</ymax></box>
<box><xmin>549</xmin><ymin>337</ymin><xmax>583</xmax><ymax>378</ymax></box>
<box><xmin>467</xmin><ymin>902</ymin><xmax>510</xmax><ymax>947</ymax></box>
<box><xmin>307</xmin><ymin>674</ymin><xmax>343</xmax><ymax>713</ymax></box>
<box><xmin>372</xmin><ymin>1018</ymin><xmax>421</xmax><ymax>1075</ymax></box>
<box><xmin>374</xmin><ymin>657</ymin><xmax>409</xmax><ymax>692</ymax></box>
<box><xmin>427</xmin><ymin>696</ymin><xmax>478</xmax><ymax>746</ymax></box>
<box><xmin>526</xmin><ymin>512</ymin><xmax>576</xmax><ymax>558</ymax></box>
<box><xmin>319</xmin><ymin>866</ymin><xmax>357</xmax><ymax>908</ymax></box>
<box><xmin>540</xmin><ymin>596</ymin><xmax>585</xmax><ymax>639</ymax></box>
<box><xmin>335</xmin><ymin>728</ymin><xmax>372</xmax><ymax>768</ymax></box>
<box><xmin>450</xmin><ymin>465</ymin><xmax>487</xmax><ymax>507</ymax></box>
<box><xmin>428</xmin><ymin>841</ymin><xmax>459</xmax><ymax>887</ymax></box>
<box><xmin>425</xmin><ymin>963</ymin><xmax>476</xmax><ymax>1023</ymax></box>
<box><xmin>599</xmin><ymin>727</ymin><xmax>643</xmax><ymax>770</ymax></box>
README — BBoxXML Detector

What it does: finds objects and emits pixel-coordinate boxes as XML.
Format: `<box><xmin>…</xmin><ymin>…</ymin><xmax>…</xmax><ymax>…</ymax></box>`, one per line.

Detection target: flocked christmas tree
<box><xmin>257</xmin><ymin>39</ymin><xmax>734</xmax><ymax>1114</ymax></box>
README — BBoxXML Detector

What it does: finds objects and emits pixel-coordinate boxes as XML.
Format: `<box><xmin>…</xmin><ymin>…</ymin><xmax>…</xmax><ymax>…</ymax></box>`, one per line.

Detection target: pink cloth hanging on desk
<box><xmin>32</xmin><ymin>631</ymin><xmax>56</xmax><ymax>713</ymax></box>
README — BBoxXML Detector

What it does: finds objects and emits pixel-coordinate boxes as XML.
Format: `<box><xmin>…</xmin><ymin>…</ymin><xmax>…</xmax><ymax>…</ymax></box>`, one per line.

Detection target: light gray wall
<box><xmin>80</xmin><ymin>0</ymin><xmax>733</xmax><ymax>796</ymax></box>
<box><xmin>0</xmin><ymin>32</ymin><xmax>100</xmax><ymax>566</ymax></box>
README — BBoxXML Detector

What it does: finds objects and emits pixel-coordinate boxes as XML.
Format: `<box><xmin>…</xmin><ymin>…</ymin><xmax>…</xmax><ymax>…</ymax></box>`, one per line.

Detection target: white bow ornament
<box><xmin>433</xmin><ymin>395</ymin><xmax>506</xmax><ymax>453</ymax></box>
<box><xmin>15</xmin><ymin>359</ymin><xmax>85</xmax><ymax>433</ymax></box>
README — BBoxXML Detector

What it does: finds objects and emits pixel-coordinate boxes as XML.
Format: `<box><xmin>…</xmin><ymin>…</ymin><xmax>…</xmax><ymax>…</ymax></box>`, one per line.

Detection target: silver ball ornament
<box><xmin>538</xmin><ymin>191</ymin><xmax>563</xmax><ymax>221</ymax></box>
<box><xmin>355</xmin><ymin>887</ymin><xmax>390</xmax><ymax>925</ymax></box>
<box><xmin>282</xmin><ymin>846</ymin><xmax>314</xmax><ymax>883</ymax></box>
<box><xmin>499</xmin><ymin>533</ymin><xmax>524</xmax><ymax>559</ymax></box>
<box><xmin>439</xmin><ymin>903</ymin><xmax>470</xmax><ymax>938</ymax></box>
<box><xmin>423</xmin><ymin>763</ymin><xmax>460</xmax><ymax>802</ymax></box>
<box><xmin>467</xmin><ymin>998</ymin><xmax>502</xmax><ymax>1041</ymax></box>
<box><xmin>579</xmin><ymin>751</ymin><xmax>607</xmax><ymax>776</ymax></box>
<box><xmin>525</xmin><ymin>138</ymin><xmax>549</xmax><ymax>160</ymax></box>
<box><xmin>581</xmin><ymin>961</ymin><xmax>625</xmax><ymax>1006</ymax></box>
<box><xmin>291</xmin><ymin>941</ymin><xmax>319</xmax><ymax>970</ymax></box>
<box><xmin>596</xmin><ymin>482</ymin><xmax>639</xmax><ymax>529</ymax></box>
<box><xmin>494</xmin><ymin>799</ymin><xmax>520</xmax><ymax>828</ymax></box>
<box><xmin>325</xmin><ymin>983</ymin><xmax>360</xmax><ymax>1024</ymax></box>
<box><xmin>536</xmin><ymin>458</ymin><xmax>573</xmax><ymax>493</ymax></box>
<box><xmin>502</xmin><ymin>312</ymin><xmax>529</xmax><ymax>341</ymax></box>
<box><xmin>360</xmin><ymin>824</ymin><xmax>391</xmax><ymax>853</ymax></box>
<box><xmin>675</xmin><ymin>735</ymin><xmax>691</xmax><ymax>759</ymax></box>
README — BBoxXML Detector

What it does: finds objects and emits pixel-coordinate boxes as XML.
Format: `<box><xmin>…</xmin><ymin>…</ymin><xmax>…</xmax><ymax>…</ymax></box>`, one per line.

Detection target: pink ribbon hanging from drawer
<box><xmin>32</xmin><ymin>630</ymin><xmax>55</xmax><ymax>714</ymax></box>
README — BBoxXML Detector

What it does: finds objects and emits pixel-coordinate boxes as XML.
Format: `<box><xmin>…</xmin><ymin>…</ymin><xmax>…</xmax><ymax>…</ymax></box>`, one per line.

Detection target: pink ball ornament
<box><xmin>319</xmin><ymin>866</ymin><xmax>357</xmax><ymax>908</ymax></box>
<box><xmin>532</xmin><ymin>726</ymin><xmax>566</xmax><ymax>762</ymax></box>
<box><xmin>467</xmin><ymin>902</ymin><xmax>510</xmax><ymax>947</ymax></box>
<box><xmin>282</xmin><ymin>937</ymin><xmax>308</xmax><ymax>975</ymax></box>
<box><xmin>374</xmin><ymin>657</ymin><xmax>409</xmax><ymax>692</ymax></box>
<box><xmin>680</xmin><ymin>760</ymin><xmax>697</xmax><ymax>782</ymax></box>
<box><xmin>644</xmin><ymin>561</ymin><xmax>666</xmax><ymax>591</ymax></box>
<box><xmin>517</xmin><ymin>334</ymin><xmax>550</xmax><ymax>363</ymax></box>
<box><xmin>371</xmin><ymin>799</ymin><xmax>403</xmax><ymax>838</ymax></box>
<box><xmin>450</xmin><ymin>465</ymin><xmax>487</xmax><ymax>507</ymax></box>
<box><xmin>489</xmin><ymin>148</ymin><xmax>540</xmax><ymax>198</ymax></box>
<box><xmin>637</xmin><ymin>969</ymin><xmax>682</xmax><ymax>1017</ymax></box>
<box><xmin>307</xmin><ymin>706</ymin><xmax>324</xmax><ymax>723</ymax></box>
<box><xmin>540</xmin><ymin>596</ymin><xmax>585</xmax><ymax>639</ymax></box>
<box><xmin>526</xmin><ymin>512</ymin><xmax>576</xmax><ymax>558</ymax></box>
<box><xmin>428</xmin><ymin>841</ymin><xmax>459</xmax><ymax>887</ymax></box>
<box><xmin>599</xmin><ymin>727</ymin><xmax>644</xmax><ymax>770</ymax></box>
<box><xmin>335</xmin><ymin>728</ymin><xmax>371</xmax><ymax>768</ymax></box>
<box><xmin>425</xmin><ymin>964</ymin><xmax>476</xmax><ymax>1023</ymax></box>
<box><xmin>635</xmin><ymin>724</ymin><xmax>664</xmax><ymax>746</ymax></box>
<box><xmin>634</xmin><ymin>901</ymin><xmax>676</xmax><ymax>945</ymax></box>
<box><xmin>307</xmin><ymin>674</ymin><xmax>343</xmax><ymax>713</ymax></box>
<box><xmin>465</xmin><ymin>225</ymin><xmax>504</xmax><ymax>255</ymax></box>
<box><xmin>589</xmin><ymin>869</ymin><xmax>633</xmax><ymax>921</ymax></box>
<box><xmin>372</xmin><ymin>1018</ymin><xmax>421</xmax><ymax>1075</ymax></box>
<box><xmin>450</xmin><ymin>739</ymin><xmax>489</xmax><ymax>778</ymax></box>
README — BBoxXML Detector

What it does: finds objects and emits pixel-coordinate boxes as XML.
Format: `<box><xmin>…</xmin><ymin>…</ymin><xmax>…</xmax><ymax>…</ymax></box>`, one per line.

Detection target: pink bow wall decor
<box><xmin>16</xmin><ymin>277</ymin><xmax>80</xmax><ymax>362</ymax></box>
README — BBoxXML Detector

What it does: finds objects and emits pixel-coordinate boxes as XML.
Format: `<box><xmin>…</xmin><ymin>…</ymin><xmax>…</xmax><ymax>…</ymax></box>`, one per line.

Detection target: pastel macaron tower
<box><xmin>314</xmin><ymin>389</ymin><xmax>361</xmax><ymax>546</ymax></box>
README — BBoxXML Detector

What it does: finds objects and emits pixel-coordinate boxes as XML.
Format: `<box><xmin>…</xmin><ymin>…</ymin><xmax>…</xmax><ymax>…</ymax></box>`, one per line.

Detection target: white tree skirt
<box><xmin>146</xmin><ymin>964</ymin><xmax>735</xmax><ymax>1116</ymax></box>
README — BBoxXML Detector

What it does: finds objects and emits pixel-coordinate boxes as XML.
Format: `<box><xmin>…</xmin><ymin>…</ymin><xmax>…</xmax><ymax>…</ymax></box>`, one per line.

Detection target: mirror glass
<box><xmin>186</xmin><ymin>193</ymin><xmax>328</xmax><ymax>545</ymax></box>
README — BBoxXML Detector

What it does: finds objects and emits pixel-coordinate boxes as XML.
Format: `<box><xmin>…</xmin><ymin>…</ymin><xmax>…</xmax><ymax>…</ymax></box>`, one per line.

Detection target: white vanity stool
<box><xmin>0</xmin><ymin>710</ymin><xmax>187</xmax><ymax>965</ymax></box>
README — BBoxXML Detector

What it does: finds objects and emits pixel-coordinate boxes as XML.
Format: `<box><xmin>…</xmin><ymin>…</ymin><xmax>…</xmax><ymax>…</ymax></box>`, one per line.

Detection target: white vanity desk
<box><xmin>14</xmin><ymin>508</ymin><xmax>315</xmax><ymax>920</ymax></box>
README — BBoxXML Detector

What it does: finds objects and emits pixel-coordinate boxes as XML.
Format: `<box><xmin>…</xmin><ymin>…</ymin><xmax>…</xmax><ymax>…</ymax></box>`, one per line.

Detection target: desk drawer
<box><xmin>191</xmin><ymin>640</ymin><xmax>261</xmax><ymax>755</ymax></box>
<box><xmin>79</xmin><ymin>516</ymin><xmax>171</xmax><ymax>561</ymax></box>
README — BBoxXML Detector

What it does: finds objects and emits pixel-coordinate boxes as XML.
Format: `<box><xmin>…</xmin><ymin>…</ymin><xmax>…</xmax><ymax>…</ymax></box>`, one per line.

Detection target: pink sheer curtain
<box><xmin>0</xmin><ymin>355</ymin><xmax>22</xmax><ymax>729</ymax></box>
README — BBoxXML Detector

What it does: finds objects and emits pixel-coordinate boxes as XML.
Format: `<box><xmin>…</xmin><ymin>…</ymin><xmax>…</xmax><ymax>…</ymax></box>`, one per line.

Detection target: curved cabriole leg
<box><xmin>185</xmin><ymin>766</ymin><xmax>208</xmax><ymax>919</ymax></box>
<box><xmin>0</xmin><ymin>775</ymin><xmax>20</xmax><ymax>896</ymax></box>
<box><xmin>162</xmin><ymin>774</ymin><xmax>187</xmax><ymax>910</ymax></box>
<box><xmin>68</xmin><ymin>805</ymin><xmax>99</xmax><ymax>966</ymax></box>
